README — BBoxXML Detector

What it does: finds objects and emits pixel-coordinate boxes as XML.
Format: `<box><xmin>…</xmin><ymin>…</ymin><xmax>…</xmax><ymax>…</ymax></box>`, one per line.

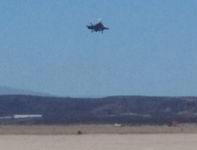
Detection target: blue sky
<box><xmin>0</xmin><ymin>0</ymin><xmax>197</xmax><ymax>97</ymax></box>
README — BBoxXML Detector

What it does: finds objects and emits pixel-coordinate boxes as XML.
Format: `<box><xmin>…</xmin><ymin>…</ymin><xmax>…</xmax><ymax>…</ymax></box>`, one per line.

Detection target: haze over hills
<box><xmin>0</xmin><ymin>86</ymin><xmax>51</xmax><ymax>97</ymax></box>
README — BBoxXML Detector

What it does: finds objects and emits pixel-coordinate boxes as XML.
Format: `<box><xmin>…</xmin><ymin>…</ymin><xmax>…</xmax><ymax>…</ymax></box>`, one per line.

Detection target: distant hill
<box><xmin>0</xmin><ymin>86</ymin><xmax>51</xmax><ymax>97</ymax></box>
<box><xmin>0</xmin><ymin>95</ymin><xmax>197</xmax><ymax>125</ymax></box>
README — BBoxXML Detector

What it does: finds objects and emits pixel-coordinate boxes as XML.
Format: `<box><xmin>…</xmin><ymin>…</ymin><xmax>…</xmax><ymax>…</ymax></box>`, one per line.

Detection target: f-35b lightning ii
<box><xmin>86</xmin><ymin>21</ymin><xmax>109</xmax><ymax>33</ymax></box>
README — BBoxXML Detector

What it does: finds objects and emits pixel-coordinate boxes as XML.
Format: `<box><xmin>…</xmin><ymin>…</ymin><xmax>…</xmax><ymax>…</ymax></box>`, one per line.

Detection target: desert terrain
<box><xmin>0</xmin><ymin>123</ymin><xmax>197</xmax><ymax>135</ymax></box>
<box><xmin>0</xmin><ymin>124</ymin><xmax>197</xmax><ymax>150</ymax></box>
<box><xmin>0</xmin><ymin>134</ymin><xmax>197</xmax><ymax>150</ymax></box>
<box><xmin>1</xmin><ymin>95</ymin><xmax>197</xmax><ymax>149</ymax></box>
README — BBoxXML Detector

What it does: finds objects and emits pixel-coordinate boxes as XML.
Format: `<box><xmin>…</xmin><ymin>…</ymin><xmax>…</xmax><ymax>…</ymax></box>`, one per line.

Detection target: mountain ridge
<box><xmin>0</xmin><ymin>95</ymin><xmax>197</xmax><ymax>125</ymax></box>
<box><xmin>0</xmin><ymin>86</ymin><xmax>51</xmax><ymax>97</ymax></box>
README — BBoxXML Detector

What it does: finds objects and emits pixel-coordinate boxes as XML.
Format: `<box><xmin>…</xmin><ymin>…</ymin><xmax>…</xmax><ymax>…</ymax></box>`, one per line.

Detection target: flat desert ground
<box><xmin>0</xmin><ymin>124</ymin><xmax>197</xmax><ymax>150</ymax></box>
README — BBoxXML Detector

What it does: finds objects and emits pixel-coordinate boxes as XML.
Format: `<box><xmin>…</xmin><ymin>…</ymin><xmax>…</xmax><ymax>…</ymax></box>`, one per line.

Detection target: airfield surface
<box><xmin>0</xmin><ymin>124</ymin><xmax>197</xmax><ymax>150</ymax></box>
<box><xmin>0</xmin><ymin>134</ymin><xmax>197</xmax><ymax>150</ymax></box>
<box><xmin>0</xmin><ymin>124</ymin><xmax>197</xmax><ymax>134</ymax></box>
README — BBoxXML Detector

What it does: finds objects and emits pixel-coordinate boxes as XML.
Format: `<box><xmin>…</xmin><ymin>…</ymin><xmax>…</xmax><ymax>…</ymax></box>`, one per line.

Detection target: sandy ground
<box><xmin>0</xmin><ymin>124</ymin><xmax>197</xmax><ymax>150</ymax></box>
<box><xmin>0</xmin><ymin>134</ymin><xmax>197</xmax><ymax>150</ymax></box>
<box><xmin>0</xmin><ymin>124</ymin><xmax>197</xmax><ymax>134</ymax></box>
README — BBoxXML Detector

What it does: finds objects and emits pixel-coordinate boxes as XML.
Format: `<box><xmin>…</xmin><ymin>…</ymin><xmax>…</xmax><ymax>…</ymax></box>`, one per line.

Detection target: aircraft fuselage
<box><xmin>86</xmin><ymin>22</ymin><xmax>109</xmax><ymax>33</ymax></box>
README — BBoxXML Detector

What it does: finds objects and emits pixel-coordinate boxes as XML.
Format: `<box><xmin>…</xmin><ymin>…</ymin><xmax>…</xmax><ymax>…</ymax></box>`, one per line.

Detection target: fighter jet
<box><xmin>86</xmin><ymin>21</ymin><xmax>109</xmax><ymax>33</ymax></box>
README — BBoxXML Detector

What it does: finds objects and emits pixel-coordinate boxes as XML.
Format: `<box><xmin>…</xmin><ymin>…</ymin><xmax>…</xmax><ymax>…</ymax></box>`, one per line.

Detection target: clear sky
<box><xmin>0</xmin><ymin>0</ymin><xmax>197</xmax><ymax>97</ymax></box>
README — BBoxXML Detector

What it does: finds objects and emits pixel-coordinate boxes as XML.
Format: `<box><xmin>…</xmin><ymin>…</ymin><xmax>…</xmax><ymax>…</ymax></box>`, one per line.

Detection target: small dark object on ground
<box><xmin>77</xmin><ymin>130</ymin><xmax>82</xmax><ymax>135</ymax></box>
